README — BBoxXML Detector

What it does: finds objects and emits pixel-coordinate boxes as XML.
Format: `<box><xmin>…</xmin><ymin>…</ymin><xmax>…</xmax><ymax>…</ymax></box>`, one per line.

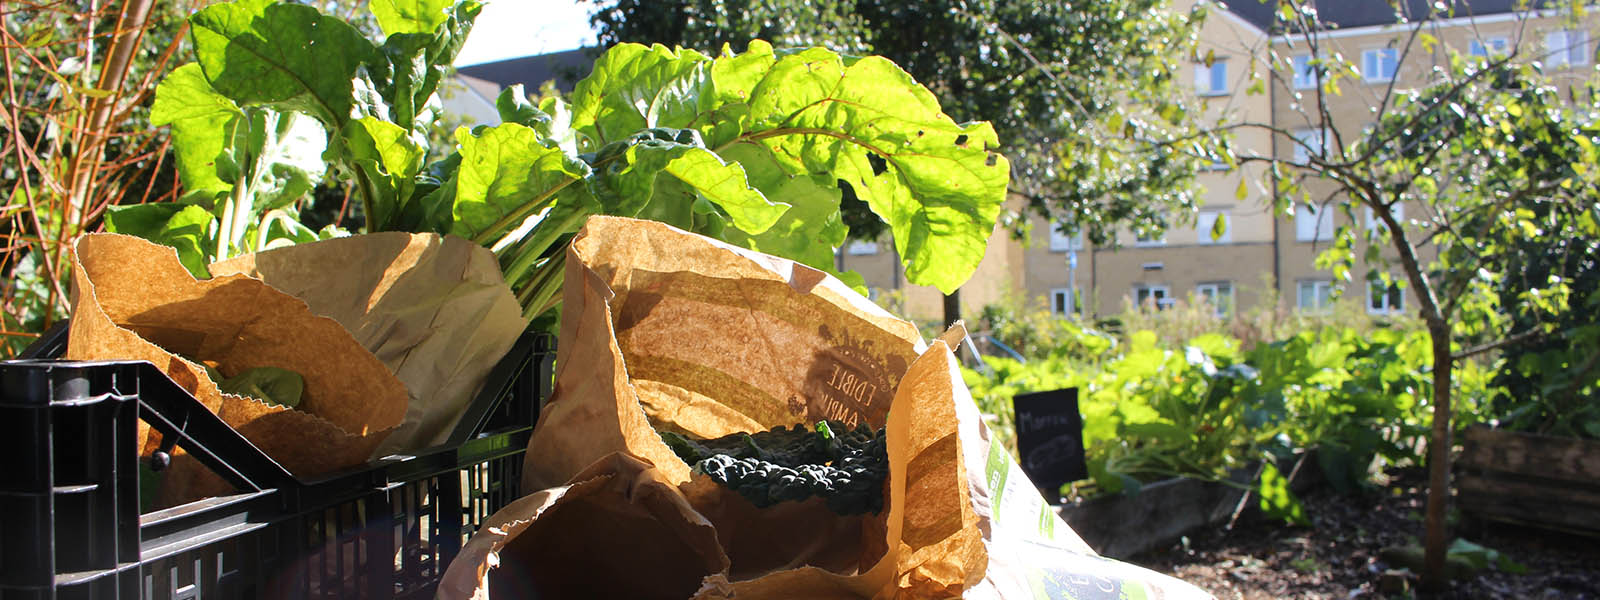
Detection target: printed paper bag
<box><xmin>211</xmin><ymin>232</ymin><xmax>526</xmax><ymax>456</ymax></box>
<box><xmin>492</xmin><ymin>216</ymin><xmax>1211</xmax><ymax>598</ymax></box>
<box><xmin>66</xmin><ymin>233</ymin><xmax>408</xmax><ymax>504</ymax></box>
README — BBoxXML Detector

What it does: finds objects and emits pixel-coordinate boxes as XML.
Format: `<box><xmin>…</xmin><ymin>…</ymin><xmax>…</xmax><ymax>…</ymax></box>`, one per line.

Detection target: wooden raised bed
<box><xmin>1056</xmin><ymin>455</ymin><xmax>1317</xmax><ymax>559</ymax></box>
<box><xmin>1457</xmin><ymin>425</ymin><xmax>1600</xmax><ymax>536</ymax></box>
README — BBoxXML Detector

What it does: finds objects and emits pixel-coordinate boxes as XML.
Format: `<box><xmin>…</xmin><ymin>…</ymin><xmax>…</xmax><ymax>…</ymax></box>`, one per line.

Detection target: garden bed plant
<box><xmin>961</xmin><ymin>299</ymin><xmax>1499</xmax><ymax>524</ymax></box>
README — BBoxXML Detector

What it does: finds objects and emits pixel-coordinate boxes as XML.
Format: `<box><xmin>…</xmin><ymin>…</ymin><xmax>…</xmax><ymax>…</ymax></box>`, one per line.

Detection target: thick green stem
<box><xmin>355</xmin><ymin>167</ymin><xmax>382</xmax><ymax>233</ymax></box>
<box><xmin>499</xmin><ymin>209</ymin><xmax>589</xmax><ymax>285</ymax></box>
<box><xmin>471</xmin><ymin>178</ymin><xmax>576</xmax><ymax>246</ymax></box>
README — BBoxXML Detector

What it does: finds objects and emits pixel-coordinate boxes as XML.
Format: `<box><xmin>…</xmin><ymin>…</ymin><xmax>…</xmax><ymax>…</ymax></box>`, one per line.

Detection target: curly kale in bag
<box><xmin>661</xmin><ymin>421</ymin><xmax>888</xmax><ymax>515</ymax></box>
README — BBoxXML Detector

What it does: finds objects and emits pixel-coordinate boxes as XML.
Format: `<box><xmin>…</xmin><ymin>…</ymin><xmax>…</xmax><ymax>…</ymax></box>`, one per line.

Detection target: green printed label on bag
<box><xmin>986</xmin><ymin>440</ymin><xmax>1010</xmax><ymax>522</ymax></box>
<box><xmin>1039</xmin><ymin>501</ymin><xmax>1056</xmax><ymax>539</ymax></box>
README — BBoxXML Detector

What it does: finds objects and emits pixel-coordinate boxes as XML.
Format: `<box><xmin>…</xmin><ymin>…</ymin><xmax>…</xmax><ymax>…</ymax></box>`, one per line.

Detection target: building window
<box><xmin>1133</xmin><ymin>284</ymin><xmax>1173</xmax><ymax>310</ymax></box>
<box><xmin>1368</xmin><ymin>278</ymin><xmax>1404</xmax><ymax>314</ymax></box>
<box><xmin>1297</xmin><ymin>280</ymin><xmax>1334</xmax><ymax>313</ymax></box>
<box><xmin>1362</xmin><ymin>48</ymin><xmax>1399</xmax><ymax>82</ymax></box>
<box><xmin>1292</xmin><ymin>54</ymin><xmax>1316</xmax><ymax>89</ymax></box>
<box><xmin>846</xmin><ymin>240</ymin><xmax>878</xmax><ymax>255</ymax></box>
<box><xmin>1134</xmin><ymin>231</ymin><xmax>1167</xmax><ymax>247</ymax></box>
<box><xmin>1195</xmin><ymin>60</ymin><xmax>1228</xmax><ymax>96</ymax></box>
<box><xmin>1292</xmin><ymin>127</ymin><xmax>1325</xmax><ymax>164</ymax></box>
<box><xmin>1364</xmin><ymin>204</ymin><xmax>1405</xmax><ymax>235</ymax></box>
<box><xmin>1469</xmin><ymin>36</ymin><xmax>1510</xmax><ymax>59</ymax></box>
<box><xmin>1050</xmin><ymin>288</ymin><xmax>1074</xmax><ymax>316</ymax></box>
<box><xmin>1048</xmin><ymin>227</ymin><xmax>1084</xmax><ymax>252</ymax></box>
<box><xmin>1197</xmin><ymin>210</ymin><xmax>1231</xmax><ymax>244</ymax></box>
<box><xmin>1546</xmin><ymin>29</ymin><xmax>1592</xmax><ymax>68</ymax></box>
<box><xmin>1295</xmin><ymin>204</ymin><xmax>1334</xmax><ymax>242</ymax></box>
<box><xmin>1196</xmin><ymin>281</ymin><xmax>1235</xmax><ymax>318</ymax></box>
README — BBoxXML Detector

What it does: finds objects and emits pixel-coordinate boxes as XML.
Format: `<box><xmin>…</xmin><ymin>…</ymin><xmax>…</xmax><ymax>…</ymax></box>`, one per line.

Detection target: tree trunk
<box><xmin>1371</xmin><ymin>198</ymin><xmax>1454</xmax><ymax>590</ymax></box>
<box><xmin>943</xmin><ymin>290</ymin><xmax>961</xmax><ymax>328</ymax></box>
<box><xmin>1421</xmin><ymin>321</ymin><xmax>1455</xmax><ymax>590</ymax></box>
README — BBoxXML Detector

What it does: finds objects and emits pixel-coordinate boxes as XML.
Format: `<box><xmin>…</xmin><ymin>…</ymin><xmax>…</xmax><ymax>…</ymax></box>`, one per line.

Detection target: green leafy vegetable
<box><xmin>215</xmin><ymin>365</ymin><xmax>305</xmax><ymax>409</ymax></box>
<box><xmin>662</xmin><ymin>421</ymin><xmax>888</xmax><ymax>515</ymax></box>
<box><xmin>142</xmin><ymin>0</ymin><xmax>1008</xmax><ymax>324</ymax></box>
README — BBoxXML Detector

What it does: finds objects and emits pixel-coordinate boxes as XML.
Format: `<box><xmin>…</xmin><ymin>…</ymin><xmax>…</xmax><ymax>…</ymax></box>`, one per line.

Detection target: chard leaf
<box><xmin>247</xmin><ymin>110</ymin><xmax>328</xmax><ymax>212</ymax></box>
<box><xmin>496</xmin><ymin>84</ymin><xmax>553</xmax><ymax>131</ymax></box>
<box><xmin>342</xmin><ymin>117</ymin><xmax>423</xmax><ymax>229</ymax></box>
<box><xmin>104</xmin><ymin>203</ymin><xmax>215</xmax><ymax>278</ymax></box>
<box><xmin>452</xmin><ymin>124</ymin><xmax>594</xmax><ymax>241</ymax></box>
<box><xmin>369</xmin><ymin>0</ymin><xmax>451</xmax><ymax>36</ymax></box>
<box><xmin>568</xmin><ymin>44</ymin><xmax>713</xmax><ymax>147</ymax></box>
<box><xmin>190</xmin><ymin>0</ymin><xmax>376</xmax><ymax>128</ymax></box>
<box><xmin>715</xmin><ymin>142</ymin><xmax>845</xmax><ymax>270</ymax></box>
<box><xmin>569</xmin><ymin>42</ymin><xmax>1008</xmax><ymax>293</ymax></box>
<box><xmin>150</xmin><ymin>64</ymin><xmax>243</xmax><ymax>205</ymax></box>
<box><xmin>743</xmin><ymin>50</ymin><xmax>1007</xmax><ymax>294</ymax></box>
<box><xmin>373</xmin><ymin>1</ymin><xmax>479</xmax><ymax>131</ymax></box>
<box><xmin>590</xmin><ymin>129</ymin><xmax>787</xmax><ymax>233</ymax></box>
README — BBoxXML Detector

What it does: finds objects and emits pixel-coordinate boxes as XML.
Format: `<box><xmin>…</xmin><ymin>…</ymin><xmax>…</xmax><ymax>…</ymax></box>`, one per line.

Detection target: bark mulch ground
<box><xmin>1130</xmin><ymin>467</ymin><xmax>1600</xmax><ymax>599</ymax></box>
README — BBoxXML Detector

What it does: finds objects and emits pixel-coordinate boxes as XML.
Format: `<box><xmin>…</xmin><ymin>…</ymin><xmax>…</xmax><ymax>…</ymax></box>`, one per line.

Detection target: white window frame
<box><xmin>1292</xmin><ymin>127</ymin><xmax>1325</xmax><ymax>164</ymax></box>
<box><xmin>1050</xmin><ymin>288</ymin><xmax>1074</xmax><ymax>316</ymax></box>
<box><xmin>1546</xmin><ymin>29</ymin><xmax>1592</xmax><ymax>68</ymax></box>
<box><xmin>1367</xmin><ymin>277</ymin><xmax>1405</xmax><ymax>315</ymax></box>
<box><xmin>1134</xmin><ymin>229</ymin><xmax>1167</xmax><ymax>247</ymax></box>
<box><xmin>1195</xmin><ymin>60</ymin><xmax>1229</xmax><ymax>97</ymax></box>
<box><xmin>1133</xmin><ymin>284</ymin><xmax>1173</xmax><ymax>310</ymax></box>
<box><xmin>1469</xmin><ymin>36</ymin><xmax>1510</xmax><ymax>59</ymax></box>
<box><xmin>1195</xmin><ymin>281</ymin><xmax>1235</xmax><ymax>318</ymax></box>
<box><xmin>1197</xmin><ymin>210</ymin><xmax>1232</xmax><ymax>244</ymax></box>
<box><xmin>846</xmin><ymin>240</ymin><xmax>879</xmax><ymax>255</ymax></box>
<box><xmin>1291</xmin><ymin>53</ymin><xmax>1316</xmax><ymax>90</ymax></box>
<box><xmin>1362</xmin><ymin>47</ymin><xmax>1399</xmax><ymax>82</ymax></box>
<box><xmin>1048</xmin><ymin>227</ymin><xmax>1085</xmax><ymax>252</ymax></box>
<box><xmin>1297</xmin><ymin>279</ymin><xmax>1334</xmax><ymax>313</ymax></box>
<box><xmin>1295</xmin><ymin>203</ymin><xmax>1334</xmax><ymax>242</ymax></box>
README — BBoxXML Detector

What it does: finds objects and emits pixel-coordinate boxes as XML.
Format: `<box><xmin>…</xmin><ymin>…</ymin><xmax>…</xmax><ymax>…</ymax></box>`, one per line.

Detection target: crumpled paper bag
<box><xmin>443</xmin><ymin>216</ymin><xmax>1211</xmax><ymax>599</ymax></box>
<box><xmin>66</xmin><ymin>233</ymin><xmax>408</xmax><ymax>505</ymax></box>
<box><xmin>438</xmin><ymin>453</ymin><xmax>732</xmax><ymax>600</ymax></box>
<box><xmin>210</xmin><ymin>232</ymin><xmax>526</xmax><ymax>456</ymax></box>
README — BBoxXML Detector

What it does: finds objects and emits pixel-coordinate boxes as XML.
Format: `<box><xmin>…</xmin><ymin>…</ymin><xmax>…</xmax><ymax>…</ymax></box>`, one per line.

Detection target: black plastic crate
<box><xmin>0</xmin><ymin>324</ymin><xmax>552</xmax><ymax>599</ymax></box>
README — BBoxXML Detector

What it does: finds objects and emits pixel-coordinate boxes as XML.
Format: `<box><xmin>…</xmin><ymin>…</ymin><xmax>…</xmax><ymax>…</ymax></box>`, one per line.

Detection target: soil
<box><xmin>1130</xmin><ymin>467</ymin><xmax>1600</xmax><ymax>599</ymax></box>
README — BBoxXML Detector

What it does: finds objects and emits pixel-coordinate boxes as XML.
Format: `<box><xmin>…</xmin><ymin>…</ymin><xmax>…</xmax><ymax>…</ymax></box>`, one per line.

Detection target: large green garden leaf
<box><xmin>373</xmin><ymin>1</ymin><xmax>480</xmax><ymax>132</ymax></box>
<box><xmin>568</xmin><ymin>44</ymin><xmax>713</xmax><ymax>147</ymax></box>
<box><xmin>743</xmin><ymin>50</ymin><xmax>1008</xmax><ymax>293</ymax></box>
<box><xmin>451</xmin><ymin>124</ymin><xmax>593</xmax><ymax>241</ymax></box>
<box><xmin>715</xmin><ymin>142</ymin><xmax>846</xmax><ymax>271</ymax></box>
<box><xmin>590</xmin><ymin>131</ymin><xmax>787</xmax><ymax>234</ymax></box>
<box><xmin>150</xmin><ymin>63</ymin><xmax>242</xmax><ymax>204</ymax></box>
<box><xmin>565</xmin><ymin>42</ymin><xmax>1008</xmax><ymax>293</ymax></box>
<box><xmin>104</xmin><ymin>204</ymin><xmax>215</xmax><ymax>278</ymax></box>
<box><xmin>243</xmin><ymin>110</ymin><xmax>328</xmax><ymax>212</ymax></box>
<box><xmin>369</xmin><ymin>0</ymin><xmax>451</xmax><ymax>35</ymax></box>
<box><xmin>343</xmin><ymin>117</ymin><xmax>423</xmax><ymax>229</ymax></box>
<box><xmin>190</xmin><ymin>0</ymin><xmax>375</xmax><ymax>128</ymax></box>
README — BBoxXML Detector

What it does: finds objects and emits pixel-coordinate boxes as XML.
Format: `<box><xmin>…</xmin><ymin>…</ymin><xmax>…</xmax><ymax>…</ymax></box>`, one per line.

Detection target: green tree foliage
<box><xmin>1229</xmin><ymin>1</ymin><xmax>1600</xmax><ymax>587</ymax></box>
<box><xmin>589</xmin><ymin>0</ymin><xmax>1217</xmax><ymax>246</ymax></box>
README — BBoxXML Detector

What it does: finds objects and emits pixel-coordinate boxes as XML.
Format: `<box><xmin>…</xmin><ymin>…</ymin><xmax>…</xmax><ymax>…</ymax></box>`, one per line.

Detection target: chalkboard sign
<box><xmin>1012</xmin><ymin>388</ymin><xmax>1087</xmax><ymax>500</ymax></box>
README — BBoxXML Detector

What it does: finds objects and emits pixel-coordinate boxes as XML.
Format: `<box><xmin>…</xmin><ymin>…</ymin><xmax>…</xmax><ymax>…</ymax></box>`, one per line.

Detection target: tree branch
<box><xmin>1452</xmin><ymin>327</ymin><xmax>1544</xmax><ymax>361</ymax></box>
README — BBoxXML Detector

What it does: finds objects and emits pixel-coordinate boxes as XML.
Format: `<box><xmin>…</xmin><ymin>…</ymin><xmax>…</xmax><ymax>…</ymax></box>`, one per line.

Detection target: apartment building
<box><xmin>843</xmin><ymin>0</ymin><xmax>1598</xmax><ymax>323</ymax></box>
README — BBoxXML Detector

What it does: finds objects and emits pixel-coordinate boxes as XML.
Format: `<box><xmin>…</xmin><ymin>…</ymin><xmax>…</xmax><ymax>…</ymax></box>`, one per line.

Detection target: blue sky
<box><xmin>454</xmin><ymin>0</ymin><xmax>598</xmax><ymax>66</ymax></box>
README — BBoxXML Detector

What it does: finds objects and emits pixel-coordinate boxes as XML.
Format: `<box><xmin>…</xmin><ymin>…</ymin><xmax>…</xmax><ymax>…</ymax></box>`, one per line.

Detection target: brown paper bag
<box><xmin>210</xmin><ymin>232</ymin><xmax>526</xmax><ymax>456</ymax></box>
<box><xmin>437</xmin><ymin>453</ymin><xmax>732</xmax><ymax>600</ymax></box>
<box><xmin>454</xmin><ymin>216</ymin><xmax>1209</xmax><ymax>599</ymax></box>
<box><xmin>66</xmin><ymin>233</ymin><xmax>408</xmax><ymax>504</ymax></box>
